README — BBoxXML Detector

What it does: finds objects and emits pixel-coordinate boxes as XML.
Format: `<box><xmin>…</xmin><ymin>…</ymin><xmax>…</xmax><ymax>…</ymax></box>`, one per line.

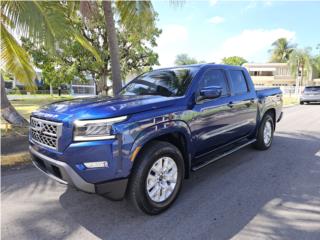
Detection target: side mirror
<box><xmin>197</xmin><ymin>86</ymin><xmax>222</xmax><ymax>102</ymax></box>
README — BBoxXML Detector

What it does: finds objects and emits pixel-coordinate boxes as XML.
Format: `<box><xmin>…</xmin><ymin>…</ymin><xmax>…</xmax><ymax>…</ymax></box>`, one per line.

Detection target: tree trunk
<box><xmin>103</xmin><ymin>1</ymin><xmax>122</xmax><ymax>96</ymax></box>
<box><xmin>13</xmin><ymin>77</ymin><xmax>16</xmax><ymax>88</ymax></box>
<box><xmin>1</xmin><ymin>75</ymin><xmax>28</xmax><ymax>127</ymax></box>
<box><xmin>50</xmin><ymin>83</ymin><xmax>53</xmax><ymax>95</ymax></box>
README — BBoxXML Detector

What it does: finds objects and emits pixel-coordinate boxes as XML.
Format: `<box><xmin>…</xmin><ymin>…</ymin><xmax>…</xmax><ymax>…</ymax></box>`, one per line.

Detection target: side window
<box><xmin>229</xmin><ymin>70</ymin><xmax>249</xmax><ymax>95</ymax></box>
<box><xmin>199</xmin><ymin>69</ymin><xmax>228</xmax><ymax>96</ymax></box>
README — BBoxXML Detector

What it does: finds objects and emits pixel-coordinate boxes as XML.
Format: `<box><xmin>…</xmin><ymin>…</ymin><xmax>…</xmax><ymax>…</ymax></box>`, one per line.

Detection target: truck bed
<box><xmin>256</xmin><ymin>87</ymin><xmax>282</xmax><ymax>98</ymax></box>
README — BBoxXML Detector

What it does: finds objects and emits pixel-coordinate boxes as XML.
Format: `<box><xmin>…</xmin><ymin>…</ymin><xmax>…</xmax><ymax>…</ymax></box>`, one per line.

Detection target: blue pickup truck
<box><xmin>30</xmin><ymin>64</ymin><xmax>283</xmax><ymax>214</ymax></box>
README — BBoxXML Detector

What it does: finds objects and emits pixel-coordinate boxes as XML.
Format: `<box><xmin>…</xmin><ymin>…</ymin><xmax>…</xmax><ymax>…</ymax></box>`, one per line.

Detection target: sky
<box><xmin>151</xmin><ymin>0</ymin><xmax>320</xmax><ymax>67</ymax></box>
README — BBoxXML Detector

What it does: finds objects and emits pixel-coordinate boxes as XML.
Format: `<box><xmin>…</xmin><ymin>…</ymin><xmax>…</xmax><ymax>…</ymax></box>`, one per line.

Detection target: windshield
<box><xmin>305</xmin><ymin>86</ymin><xmax>320</xmax><ymax>92</ymax></box>
<box><xmin>120</xmin><ymin>67</ymin><xmax>199</xmax><ymax>97</ymax></box>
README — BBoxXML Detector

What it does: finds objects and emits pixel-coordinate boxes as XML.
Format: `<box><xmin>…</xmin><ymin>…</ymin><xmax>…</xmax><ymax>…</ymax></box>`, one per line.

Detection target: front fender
<box><xmin>130</xmin><ymin>120</ymin><xmax>193</xmax><ymax>171</ymax></box>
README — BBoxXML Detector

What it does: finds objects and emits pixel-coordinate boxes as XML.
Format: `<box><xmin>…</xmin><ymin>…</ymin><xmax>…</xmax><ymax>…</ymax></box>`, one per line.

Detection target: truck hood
<box><xmin>33</xmin><ymin>95</ymin><xmax>180</xmax><ymax>122</ymax></box>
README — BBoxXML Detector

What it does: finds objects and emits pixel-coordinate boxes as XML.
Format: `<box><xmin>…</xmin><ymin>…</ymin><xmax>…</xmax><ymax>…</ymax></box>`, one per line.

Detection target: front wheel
<box><xmin>253</xmin><ymin>113</ymin><xmax>274</xmax><ymax>150</ymax></box>
<box><xmin>127</xmin><ymin>141</ymin><xmax>185</xmax><ymax>215</ymax></box>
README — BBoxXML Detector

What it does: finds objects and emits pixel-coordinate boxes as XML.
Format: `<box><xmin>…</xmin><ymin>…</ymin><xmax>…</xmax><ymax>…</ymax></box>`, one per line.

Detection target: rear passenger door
<box><xmin>227</xmin><ymin>70</ymin><xmax>257</xmax><ymax>139</ymax></box>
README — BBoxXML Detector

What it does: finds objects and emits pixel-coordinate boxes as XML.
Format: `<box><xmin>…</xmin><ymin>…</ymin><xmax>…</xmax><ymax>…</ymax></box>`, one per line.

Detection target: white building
<box><xmin>243</xmin><ymin>63</ymin><xmax>319</xmax><ymax>87</ymax></box>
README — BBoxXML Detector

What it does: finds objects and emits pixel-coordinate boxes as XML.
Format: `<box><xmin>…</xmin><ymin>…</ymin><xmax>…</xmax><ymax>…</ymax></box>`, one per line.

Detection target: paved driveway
<box><xmin>2</xmin><ymin>104</ymin><xmax>320</xmax><ymax>240</ymax></box>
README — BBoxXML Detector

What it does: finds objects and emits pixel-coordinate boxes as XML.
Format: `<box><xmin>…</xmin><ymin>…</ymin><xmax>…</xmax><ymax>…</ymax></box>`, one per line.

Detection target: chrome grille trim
<box><xmin>30</xmin><ymin>117</ymin><xmax>62</xmax><ymax>150</ymax></box>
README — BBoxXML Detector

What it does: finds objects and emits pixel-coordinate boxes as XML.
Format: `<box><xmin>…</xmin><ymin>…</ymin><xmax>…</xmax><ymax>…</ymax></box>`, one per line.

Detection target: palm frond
<box><xmin>2</xmin><ymin>1</ymin><xmax>102</xmax><ymax>62</ymax></box>
<box><xmin>0</xmin><ymin>23</ymin><xmax>36</xmax><ymax>89</ymax></box>
<box><xmin>73</xmin><ymin>31</ymin><xmax>102</xmax><ymax>63</ymax></box>
<box><xmin>116</xmin><ymin>1</ymin><xmax>156</xmax><ymax>40</ymax></box>
<box><xmin>2</xmin><ymin>1</ymin><xmax>69</xmax><ymax>50</ymax></box>
<box><xmin>66</xmin><ymin>1</ymin><xmax>79</xmax><ymax>18</ymax></box>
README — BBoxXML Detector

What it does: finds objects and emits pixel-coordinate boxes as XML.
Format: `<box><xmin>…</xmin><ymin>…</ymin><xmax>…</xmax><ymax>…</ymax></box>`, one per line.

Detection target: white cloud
<box><xmin>243</xmin><ymin>1</ymin><xmax>257</xmax><ymax>12</ymax></box>
<box><xmin>208</xmin><ymin>16</ymin><xmax>225</xmax><ymax>25</ymax></box>
<box><xmin>155</xmin><ymin>24</ymin><xmax>189</xmax><ymax>67</ymax></box>
<box><xmin>211</xmin><ymin>28</ymin><xmax>296</xmax><ymax>62</ymax></box>
<box><xmin>264</xmin><ymin>0</ymin><xmax>273</xmax><ymax>6</ymax></box>
<box><xmin>209</xmin><ymin>0</ymin><xmax>218</xmax><ymax>6</ymax></box>
<box><xmin>242</xmin><ymin>0</ymin><xmax>273</xmax><ymax>14</ymax></box>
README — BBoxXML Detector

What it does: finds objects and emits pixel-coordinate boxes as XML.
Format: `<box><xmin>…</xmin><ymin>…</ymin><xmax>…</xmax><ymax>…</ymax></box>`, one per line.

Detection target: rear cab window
<box><xmin>304</xmin><ymin>86</ymin><xmax>320</xmax><ymax>92</ymax></box>
<box><xmin>229</xmin><ymin>70</ymin><xmax>249</xmax><ymax>95</ymax></box>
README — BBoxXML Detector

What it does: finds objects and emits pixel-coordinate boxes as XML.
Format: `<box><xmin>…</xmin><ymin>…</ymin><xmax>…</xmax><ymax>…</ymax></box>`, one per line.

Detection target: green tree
<box><xmin>0</xmin><ymin>1</ymin><xmax>101</xmax><ymax>126</ymax></box>
<box><xmin>288</xmin><ymin>48</ymin><xmax>312</xmax><ymax>91</ymax></box>
<box><xmin>22</xmin><ymin>7</ymin><xmax>160</xmax><ymax>96</ymax></box>
<box><xmin>222</xmin><ymin>56</ymin><xmax>247</xmax><ymax>66</ymax></box>
<box><xmin>21</xmin><ymin>38</ymin><xmax>77</xmax><ymax>94</ymax></box>
<box><xmin>174</xmin><ymin>54</ymin><xmax>201</xmax><ymax>66</ymax></box>
<box><xmin>269</xmin><ymin>38</ymin><xmax>296</xmax><ymax>63</ymax></box>
<box><xmin>313</xmin><ymin>44</ymin><xmax>320</xmax><ymax>78</ymax></box>
<box><xmin>80</xmin><ymin>1</ymin><xmax>156</xmax><ymax>95</ymax></box>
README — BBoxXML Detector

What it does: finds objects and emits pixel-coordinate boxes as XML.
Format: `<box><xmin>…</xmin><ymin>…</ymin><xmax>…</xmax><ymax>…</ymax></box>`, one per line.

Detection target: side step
<box><xmin>191</xmin><ymin>139</ymin><xmax>256</xmax><ymax>171</ymax></box>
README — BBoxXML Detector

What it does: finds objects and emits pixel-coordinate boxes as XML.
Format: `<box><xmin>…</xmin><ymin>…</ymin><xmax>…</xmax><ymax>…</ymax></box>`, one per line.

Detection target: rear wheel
<box><xmin>253</xmin><ymin>113</ymin><xmax>274</xmax><ymax>150</ymax></box>
<box><xmin>128</xmin><ymin>141</ymin><xmax>184</xmax><ymax>215</ymax></box>
<box><xmin>300</xmin><ymin>101</ymin><xmax>304</xmax><ymax>105</ymax></box>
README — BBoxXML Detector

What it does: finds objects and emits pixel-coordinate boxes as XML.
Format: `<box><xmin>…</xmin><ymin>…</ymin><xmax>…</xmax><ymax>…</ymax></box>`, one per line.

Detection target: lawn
<box><xmin>1</xmin><ymin>95</ymin><xmax>73</xmax><ymax>137</ymax></box>
<box><xmin>9</xmin><ymin>95</ymin><xmax>72</xmax><ymax>119</ymax></box>
<box><xmin>283</xmin><ymin>95</ymin><xmax>299</xmax><ymax>106</ymax></box>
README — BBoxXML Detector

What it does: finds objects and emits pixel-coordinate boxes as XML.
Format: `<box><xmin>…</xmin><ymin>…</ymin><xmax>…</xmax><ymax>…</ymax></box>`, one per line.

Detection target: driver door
<box><xmin>190</xmin><ymin>69</ymin><xmax>238</xmax><ymax>157</ymax></box>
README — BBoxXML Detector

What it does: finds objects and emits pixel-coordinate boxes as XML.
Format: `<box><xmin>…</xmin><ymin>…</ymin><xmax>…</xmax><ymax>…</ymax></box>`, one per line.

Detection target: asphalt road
<box><xmin>2</xmin><ymin>104</ymin><xmax>320</xmax><ymax>240</ymax></box>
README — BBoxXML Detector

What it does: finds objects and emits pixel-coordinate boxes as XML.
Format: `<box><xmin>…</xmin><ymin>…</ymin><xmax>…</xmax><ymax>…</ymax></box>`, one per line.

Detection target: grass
<box><xmin>283</xmin><ymin>95</ymin><xmax>299</xmax><ymax>106</ymax></box>
<box><xmin>1</xmin><ymin>95</ymin><xmax>73</xmax><ymax>136</ymax></box>
<box><xmin>10</xmin><ymin>95</ymin><xmax>72</xmax><ymax>119</ymax></box>
<box><xmin>1</xmin><ymin>153</ymin><xmax>31</xmax><ymax>168</ymax></box>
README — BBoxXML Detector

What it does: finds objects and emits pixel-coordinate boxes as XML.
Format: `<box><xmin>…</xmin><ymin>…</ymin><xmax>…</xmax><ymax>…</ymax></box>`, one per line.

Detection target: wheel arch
<box><xmin>130</xmin><ymin>121</ymin><xmax>193</xmax><ymax>179</ymax></box>
<box><xmin>263</xmin><ymin>108</ymin><xmax>276</xmax><ymax>129</ymax></box>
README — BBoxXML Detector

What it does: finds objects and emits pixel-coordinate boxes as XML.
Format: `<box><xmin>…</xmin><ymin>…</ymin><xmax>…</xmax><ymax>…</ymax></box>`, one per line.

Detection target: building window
<box><xmin>249</xmin><ymin>71</ymin><xmax>273</xmax><ymax>76</ymax></box>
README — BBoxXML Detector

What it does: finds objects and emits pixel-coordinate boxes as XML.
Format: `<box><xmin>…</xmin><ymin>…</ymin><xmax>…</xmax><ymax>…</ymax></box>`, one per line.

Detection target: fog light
<box><xmin>83</xmin><ymin>161</ymin><xmax>109</xmax><ymax>169</ymax></box>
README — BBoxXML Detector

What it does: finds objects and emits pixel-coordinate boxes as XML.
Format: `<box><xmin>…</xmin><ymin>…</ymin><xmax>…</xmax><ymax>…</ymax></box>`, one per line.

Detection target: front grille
<box><xmin>30</xmin><ymin>117</ymin><xmax>62</xmax><ymax>150</ymax></box>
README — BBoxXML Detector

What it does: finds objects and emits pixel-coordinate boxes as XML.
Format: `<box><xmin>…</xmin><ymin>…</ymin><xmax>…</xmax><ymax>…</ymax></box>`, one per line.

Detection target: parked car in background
<box><xmin>300</xmin><ymin>86</ymin><xmax>320</xmax><ymax>104</ymax></box>
<box><xmin>29</xmin><ymin>64</ymin><xmax>283</xmax><ymax>214</ymax></box>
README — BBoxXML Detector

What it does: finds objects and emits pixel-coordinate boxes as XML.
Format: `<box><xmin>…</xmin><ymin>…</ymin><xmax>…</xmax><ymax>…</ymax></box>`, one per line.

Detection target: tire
<box><xmin>127</xmin><ymin>141</ymin><xmax>185</xmax><ymax>215</ymax></box>
<box><xmin>300</xmin><ymin>101</ymin><xmax>304</xmax><ymax>105</ymax></box>
<box><xmin>253</xmin><ymin>113</ymin><xmax>274</xmax><ymax>150</ymax></box>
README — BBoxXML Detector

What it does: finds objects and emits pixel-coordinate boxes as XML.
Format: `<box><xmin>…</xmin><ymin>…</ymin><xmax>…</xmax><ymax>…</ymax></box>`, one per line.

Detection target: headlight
<box><xmin>73</xmin><ymin>116</ymin><xmax>127</xmax><ymax>141</ymax></box>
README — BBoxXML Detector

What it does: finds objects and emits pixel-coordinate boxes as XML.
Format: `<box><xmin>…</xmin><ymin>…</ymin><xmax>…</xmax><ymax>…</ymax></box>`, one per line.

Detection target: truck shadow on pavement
<box><xmin>2</xmin><ymin>132</ymin><xmax>319</xmax><ymax>240</ymax></box>
<box><xmin>56</xmin><ymin>132</ymin><xmax>320</xmax><ymax>240</ymax></box>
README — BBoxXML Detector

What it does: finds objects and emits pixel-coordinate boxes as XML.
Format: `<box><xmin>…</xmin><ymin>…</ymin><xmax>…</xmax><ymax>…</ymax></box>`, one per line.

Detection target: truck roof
<box><xmin>155</xmin><ymin>63</ymin><xmax>246</xmax><ymax>71</ymax></box>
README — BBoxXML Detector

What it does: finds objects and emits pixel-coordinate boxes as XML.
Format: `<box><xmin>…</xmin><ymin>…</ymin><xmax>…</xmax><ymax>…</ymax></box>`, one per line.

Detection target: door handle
<box><xmin>227</xmin><ymin>101</ymin><xmax>234</xmax><ymax>108</ymax></box>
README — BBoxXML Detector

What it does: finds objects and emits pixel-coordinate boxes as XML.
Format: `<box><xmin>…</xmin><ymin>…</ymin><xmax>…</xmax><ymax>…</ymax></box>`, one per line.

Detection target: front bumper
<box><xmin>30</xmin><ymin>146</ymin><xmax>128</xmax><ymax>200</ymax></box>
<box><xmin>277</xmin><ymin>112</ymin><xmax>283</xmax><ymax>122</ymax></box>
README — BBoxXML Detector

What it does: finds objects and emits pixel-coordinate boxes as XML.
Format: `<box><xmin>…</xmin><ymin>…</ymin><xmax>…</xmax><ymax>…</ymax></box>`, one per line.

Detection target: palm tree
<box><xmin>314</xmin><ymin>44</ymin><xmax>320</xmax><ymax>77</ymax></box>
<box><xmin>288</xmin><ymin>48</ymin><xmax>312</xmax><ymax>93</ymax></box>
<box><xmin>1</xmin><ymin>1</ymin><xmax>101</xmax><ymax>126</ymax></box>
<box><xmin>80</xmin><ymin>1</ymin><xmax>156</xmax><ymax>95</ymax></box>
<box><xmin>270</xmin><ymin>38</ymin><xmax>296</xmax><ymax>63</ymax></box>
